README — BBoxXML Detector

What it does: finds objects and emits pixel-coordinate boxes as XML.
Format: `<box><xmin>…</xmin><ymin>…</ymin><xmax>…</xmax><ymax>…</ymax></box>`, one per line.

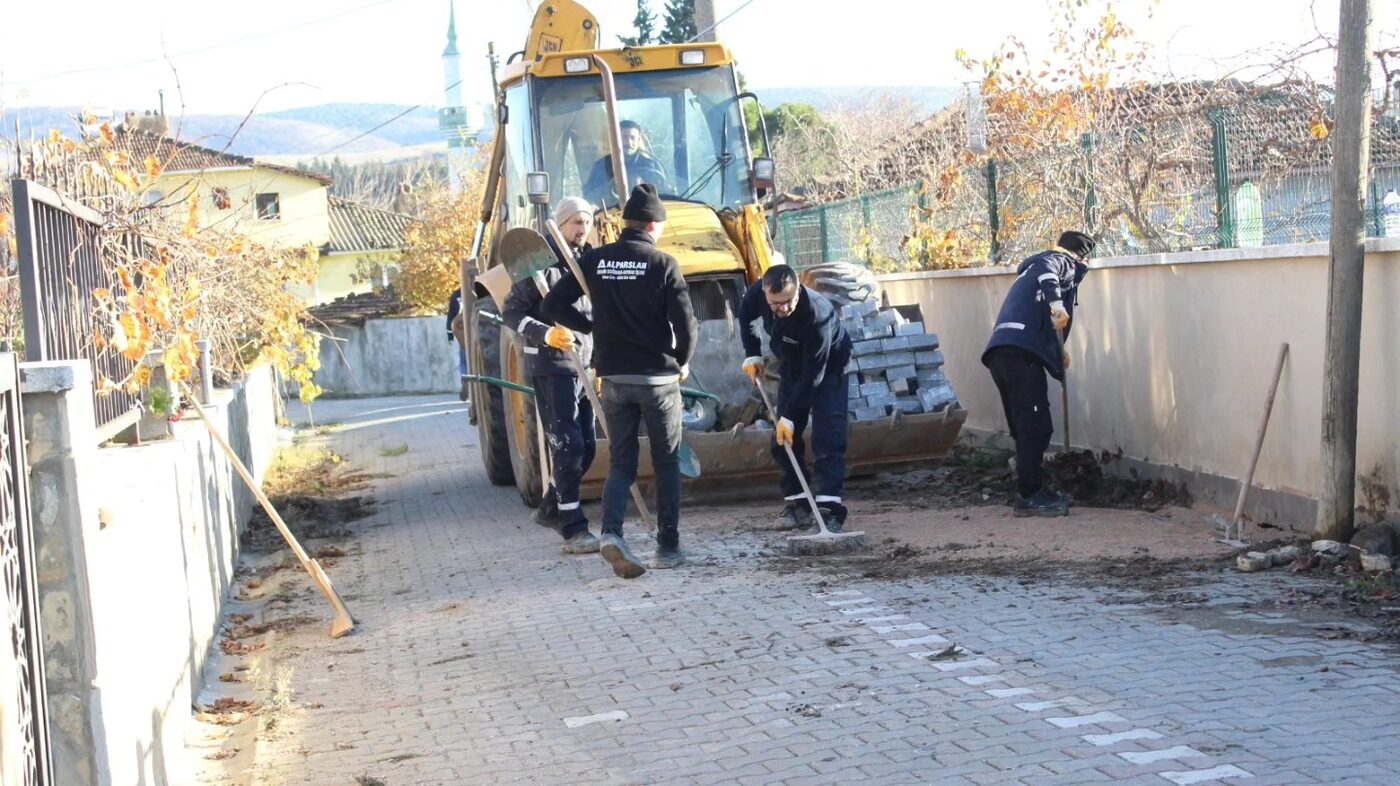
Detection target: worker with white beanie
<box><xmin>501</xmin><ymin>197</ymin><xmax>599</xmax><ymax>553</ymax></box>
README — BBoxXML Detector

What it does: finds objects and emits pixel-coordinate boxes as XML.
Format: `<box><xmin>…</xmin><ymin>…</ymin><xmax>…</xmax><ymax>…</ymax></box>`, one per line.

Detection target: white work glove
<box><xmin>1049</xmin><ymin>301</ymin><xmax>1070</xmax><ymax>331</ymax></box>
<box><xmin>679</xmin><ymin>364</ymin><xmax>690</xmax><ymax>383</ymax></box>
<box><xmin>741</xmin><ymin>356</ymin><xmax>765</xmax><ymax>381</ymax></box>
<box><xmin>775</xmin><ymin>417</ymin><xmax>795</xmax><ymax>447</ymax></box>
<box><xmin>545</xmin><ymin>325</ymin><xmax>576</xmax><ymax>351</ymax></box>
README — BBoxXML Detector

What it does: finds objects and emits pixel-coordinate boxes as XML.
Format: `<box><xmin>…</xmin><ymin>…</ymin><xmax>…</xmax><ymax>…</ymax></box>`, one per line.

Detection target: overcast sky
<box><xmin>1</xmin><ymin>0</ymin><xmax>1396</xmax><ymax>117</ymax></box>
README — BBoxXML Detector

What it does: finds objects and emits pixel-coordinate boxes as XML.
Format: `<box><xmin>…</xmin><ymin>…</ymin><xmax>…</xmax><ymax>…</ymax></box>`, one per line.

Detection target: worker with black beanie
<box><xmin>981</xmin><ymin>230</ymin><xmax>1095</xmax><ymax>517</ymax></box>
<box><xmin>543</xmin><ymin>184</ymin><xmax>698</xmax><ymax>578</ymax></box>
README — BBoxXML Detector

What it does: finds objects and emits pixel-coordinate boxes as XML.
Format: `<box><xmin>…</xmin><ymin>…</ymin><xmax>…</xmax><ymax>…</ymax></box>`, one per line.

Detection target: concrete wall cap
<box><xmin>19</xmin><ymin>360</ymin><xmax>92</xmax><ymax>394</ymax></box>
<box><xmin>876</xmin><ymin>236</ymin><xmax>1400</xmax><ymax>283</ymax></box>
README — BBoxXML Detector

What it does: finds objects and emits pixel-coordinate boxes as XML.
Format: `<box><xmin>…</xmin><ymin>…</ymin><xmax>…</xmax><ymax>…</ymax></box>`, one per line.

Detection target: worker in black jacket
<box><xmin>542</xmin><ymin>184</ymin><xmax>698</xmax><ymax>579</ymax></box>
<box><xmin>982</xmin><ymin>230</ymin><xmax>1094</xmax><ymax>517</ymax></box>
<box><xmin>445</xmin><ymin>288</ymin><xmax>470</xmax><ymax>403</ymax></box>
<box><xmin>501</xmin><ymin>197</ymin><xmax>598</xmax><ymax>554</ymax></box>
<box><xmin>740</xmin><ymin>265</ymin><xmax>853</xmax><ymax>530</ymax></box>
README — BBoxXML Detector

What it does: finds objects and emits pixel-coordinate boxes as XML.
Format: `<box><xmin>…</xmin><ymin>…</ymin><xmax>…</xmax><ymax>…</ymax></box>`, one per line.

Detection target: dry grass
<box><xmin>262</xmin><ymin>444</ymin><xmax>369</xmax><ymax>498</ymax></box>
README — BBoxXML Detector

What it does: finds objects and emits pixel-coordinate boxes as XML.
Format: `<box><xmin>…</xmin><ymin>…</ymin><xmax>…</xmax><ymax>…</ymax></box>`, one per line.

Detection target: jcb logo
<box><xmin>540</xmin><ymin>34</ymin><xmax>562</xmax><ymax>53</ymax></box>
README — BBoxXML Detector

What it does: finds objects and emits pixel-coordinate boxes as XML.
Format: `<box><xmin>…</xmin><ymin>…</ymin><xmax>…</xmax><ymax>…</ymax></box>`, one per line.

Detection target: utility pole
<box><xmin>693</xmin><ymin>0</ymin><xmax>717</xmax><ymax>42</ymax></box>
<box><xmin>1317</xmin><ymin>0</ymin><xmax>1374</xmax><ymax>541</ymax></box>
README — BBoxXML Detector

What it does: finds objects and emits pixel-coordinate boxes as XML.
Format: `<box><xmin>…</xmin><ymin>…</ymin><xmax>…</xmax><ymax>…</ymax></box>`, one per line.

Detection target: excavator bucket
<box><xmin>579</xmin><ymin>407</ymin><xmax>967</xmax><ymax>500</ymax></box>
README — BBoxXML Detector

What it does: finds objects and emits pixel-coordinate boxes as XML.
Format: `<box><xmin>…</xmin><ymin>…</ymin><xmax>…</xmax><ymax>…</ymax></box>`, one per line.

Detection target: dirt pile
<box><xmin>1045</xmin><ymin>450</ymin><xmax>1191</xmax><ymax>511</ymax></box>
<box><xmin>242</xmin><ymin>495</ymin><xmax>373</xmax><ymax>553</ymax></box>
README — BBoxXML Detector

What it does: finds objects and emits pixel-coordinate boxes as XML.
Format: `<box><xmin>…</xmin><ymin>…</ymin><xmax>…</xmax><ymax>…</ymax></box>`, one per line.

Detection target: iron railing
<box><xmin>11</xmin><ymin>179</ymin><xmax>141</xmax><ymax>439</ymax></box>
<box><xmin>0</xmin><ymin>351</ymin><xmax>55</xmax><ymax>785</ymax></box>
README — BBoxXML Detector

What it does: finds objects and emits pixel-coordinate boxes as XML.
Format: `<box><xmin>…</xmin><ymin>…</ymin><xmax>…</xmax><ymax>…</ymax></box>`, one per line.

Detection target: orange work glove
<box><xmin>545</xmin><ymin>325</ymin><xmax>576</xmax><ymax>351</ymax></box>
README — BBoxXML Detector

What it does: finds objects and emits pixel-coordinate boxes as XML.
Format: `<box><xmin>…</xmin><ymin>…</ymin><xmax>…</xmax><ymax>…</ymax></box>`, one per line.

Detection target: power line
<box><xmin>688</xmin><ymin>0</ymin><xmax>761</xmax><ymax>44</ymax></box>
<box><xmin>323</xmin><ymin>0</ymin><xmax>766</xmax><ymax>157</ymax></box>
<box><xmin>6</xmin><ymin>0</ymin><xmax>413</xmax><ymax>86</ymax></box>
<box><xmin>317</xmin><ymin>79</ymin><xmax>466</xmax><ymax>156</ymax></box>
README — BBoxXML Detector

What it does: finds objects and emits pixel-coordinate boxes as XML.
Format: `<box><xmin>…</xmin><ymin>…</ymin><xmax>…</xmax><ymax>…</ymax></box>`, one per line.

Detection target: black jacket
<box><xmin>542</xmin><ymin>228</ymin><xmax>697</xmax><ymax>380</ymax></box>
<box><xmin>446</xmin><ymin>289</ymin><xmax>462</xmax><ymax>340</ymax></box>
<box><xmin>501</xmin><ymin>254</ymin><xmax>594</xmax><ymax>378</ymax></box>
<box><xmin>740</xmin><ymin>282</ymin><xmax>851</xmax><ymax>421</ymax></box>
<box><xmin>582</xmin><ymin>152</ymin><xmax>672</xmax><ymax>205</ymax></box>
<box><xmin>981</xmin><ymin>248</ymin><xmax>1089</xmax><ymax>380</ymax></box>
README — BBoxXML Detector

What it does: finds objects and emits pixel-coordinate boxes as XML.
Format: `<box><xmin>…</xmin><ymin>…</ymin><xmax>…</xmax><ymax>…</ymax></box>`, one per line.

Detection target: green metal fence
<box><xmin>774</xmin><ymin>115</ymin><xmax>1400</xmax><ymax>270</ymax></box>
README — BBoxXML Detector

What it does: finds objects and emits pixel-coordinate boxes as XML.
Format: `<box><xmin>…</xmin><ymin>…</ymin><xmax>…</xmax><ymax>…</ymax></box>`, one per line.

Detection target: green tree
<box><xmin>658</xmin><ymin>0</ymin><xmax>696</xmax><ymax>44</ymax></box>
<box><xmin>619</xmin><ymin>0</ymin><xmax>658</xmax><ymax>46</ymax></box>
<box><xmin>745</xmin><ymin>101</ymin><xmax>826</xmax><ymax>157</ymax></box>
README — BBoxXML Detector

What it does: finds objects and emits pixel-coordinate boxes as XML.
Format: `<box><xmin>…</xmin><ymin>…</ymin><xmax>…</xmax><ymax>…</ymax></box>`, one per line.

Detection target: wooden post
<box><xmin>1317</xmin><ymin>0</ymin><xmax>1374</xmax><ymax>542</ymax></box>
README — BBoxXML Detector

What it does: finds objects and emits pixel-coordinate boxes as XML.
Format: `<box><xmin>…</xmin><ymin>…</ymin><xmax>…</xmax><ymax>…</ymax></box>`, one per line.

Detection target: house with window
<box><xmin>107</xmin><ymin>123</ymin><xmax>412</xmax><ymax>304</ymax></box>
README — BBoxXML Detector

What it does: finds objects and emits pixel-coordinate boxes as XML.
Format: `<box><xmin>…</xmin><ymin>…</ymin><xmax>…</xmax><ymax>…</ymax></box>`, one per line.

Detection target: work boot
<box><xmin>816</xmin><ymin>502</ymin><xmax>848</xmax><ymax>533</ymax></box>
<box><xmin>599</xmin><ymin>534</ymin><xmax>647</xmax><ymax>579</ymax></box>
<box><xmin>1014</xmin><ymin>489</ymin><xmax>1069</xmax><ymax>518</ymax></box>
<box><xmin>653</xmin><ymin>545</ymin><xmax>686</xmax><ymax>569</ymax></box>
<box><xmin>532</xmin><ymin>502</ymin><xmax>559</xmax><ymax>530</ymax></box>
<box><xmin>561</xmin><ymin>530</ymin><xmax>600</xmax><ymax>554</ymax></box>
<box><xmin>533</xmin><ymin>490</ymin><xmax>560</xmax><ymax>529</ymax></box>
<box><xmin>777</xmin><ymin>502</ymin><xmax>813</xmax><ymax>531</ymax></box>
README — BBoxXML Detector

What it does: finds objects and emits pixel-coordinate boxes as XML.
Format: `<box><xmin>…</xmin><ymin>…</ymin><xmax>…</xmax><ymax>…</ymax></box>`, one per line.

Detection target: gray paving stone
<box><xmin>194</xmin><ymin>394</ymin><xmax>1400</xmax><ymax>786</ymax></box>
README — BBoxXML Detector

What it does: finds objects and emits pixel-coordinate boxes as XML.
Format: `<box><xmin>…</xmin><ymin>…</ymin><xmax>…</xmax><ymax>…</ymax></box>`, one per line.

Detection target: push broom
<box><xmin>751</xmin><ymin>377</ymin><xmax>867</xmax><ymax>556</ymax></box>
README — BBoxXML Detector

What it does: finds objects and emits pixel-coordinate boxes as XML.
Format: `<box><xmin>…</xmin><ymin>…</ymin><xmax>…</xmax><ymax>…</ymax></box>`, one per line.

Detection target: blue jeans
<box><xmin>533</xmin><ymin>374</ymin><xmax>596</xmax><ymax>538</ymax></box>
<box><xmin>458</xmin><ymin>344</ymin><xmax>469</xmax><ymax>378</ymax></box>
<box><xmin>599</xmin><ymin>380</ymin><xmax>682</xmax><ymax>549</ymax></box>
<box><xmin>775</xmin><ymin>352</ymin><xmax>851</xmax><ymax>503</ymax></box>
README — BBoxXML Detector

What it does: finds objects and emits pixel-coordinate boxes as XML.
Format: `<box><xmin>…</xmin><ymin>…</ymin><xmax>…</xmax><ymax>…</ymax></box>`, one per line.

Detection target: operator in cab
<box><xmin>583</xmin><ymin>119</ymin><xmax>672</xmax><ymax>206</ymax></box>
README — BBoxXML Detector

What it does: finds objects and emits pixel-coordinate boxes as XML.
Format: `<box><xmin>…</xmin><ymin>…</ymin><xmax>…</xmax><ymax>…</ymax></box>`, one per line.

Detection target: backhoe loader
<box><xmin>461</xmin><ymin>0</ymin><xmax>965</xmax><ymax>506</ymax></box>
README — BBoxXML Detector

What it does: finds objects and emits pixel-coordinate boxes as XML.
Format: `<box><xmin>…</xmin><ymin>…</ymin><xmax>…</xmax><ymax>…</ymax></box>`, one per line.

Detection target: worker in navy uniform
<box><xmin>543</xmin><ymin>184</ymin><xmax>698</xmax><ymax>579</ymax></box>
<box><xmin>739</xmin><ymin>265</ymin><xmax>854</xmax><ymax>530</ymax></box>
<box><xmin>501</xmin><ymin>197</ymin><xmax>599</xmax><ymax>554</ymax></box>
<box><xmin>982</xmin><ymin>230</ymin><xmax>1094</xmax><ymax>517</ymax></box>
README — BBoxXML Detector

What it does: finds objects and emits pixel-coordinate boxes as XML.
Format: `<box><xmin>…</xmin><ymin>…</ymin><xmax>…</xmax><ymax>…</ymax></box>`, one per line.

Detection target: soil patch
<box><xmin>848</xmin><ymin>445</ymin><xmax>1192</xmax><ymax>513</ymax></box>
<box><xmin>243</xmin><ymin>496</ymin><xmax>373</xmax><ymax>553</ymax></box>
<box><xmin>1045</xmin><ymin>450</ymin><xmax>1192</xmax><ymax>511</ymax></box>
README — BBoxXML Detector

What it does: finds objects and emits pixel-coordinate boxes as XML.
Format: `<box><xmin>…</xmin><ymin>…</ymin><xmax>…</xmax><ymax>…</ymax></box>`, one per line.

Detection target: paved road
<box><xmin>222</xmin><ymin>395</ymin><xmax>1400</xmax><ymax>786</ymax></box>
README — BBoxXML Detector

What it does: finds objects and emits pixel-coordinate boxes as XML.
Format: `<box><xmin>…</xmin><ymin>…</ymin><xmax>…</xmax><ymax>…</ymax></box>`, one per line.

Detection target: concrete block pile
<box><xmin>840</xmin><ymin>300</ymin><xmax>959</xmax><ymax>421</ymax></box>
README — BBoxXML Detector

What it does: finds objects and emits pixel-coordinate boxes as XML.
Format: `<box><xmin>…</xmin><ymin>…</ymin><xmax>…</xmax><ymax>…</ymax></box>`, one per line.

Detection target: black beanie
<box><xmin>1057</xmin><ymin>230</ymin><xmax>1096</xmax><ymax>257</ymax></box>
<box><xmin>622</xmin><ymin>183</ymin><xmax>667</xmax><ymax>223</ymax></box>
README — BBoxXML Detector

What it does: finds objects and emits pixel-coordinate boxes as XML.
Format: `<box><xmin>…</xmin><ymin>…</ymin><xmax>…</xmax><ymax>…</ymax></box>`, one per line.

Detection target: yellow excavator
<box><xmin>462</xmin><ymin>0</ymin><xmax>965</xmax><ymax>506</ymax></box>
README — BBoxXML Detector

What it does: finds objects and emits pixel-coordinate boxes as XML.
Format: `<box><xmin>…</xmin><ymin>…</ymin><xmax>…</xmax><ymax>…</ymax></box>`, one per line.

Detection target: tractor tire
<box><xmin>800</xmin><ymin>262</ymin><xmax>881</xmax><ymax>310</ymax></box>
<box><xmin>472</xmin><ymin>297</ymin><xmax>515</xmax><ymax>486</ymax></box>
<box><xmin>681</xmin><ymin>394</ymin><xmax>718</xmax><ymax>432</ymax></box>
<box><xmin>500</xmin><ymin>330</ymin><xmax>544</xmax><ymax>508</ymax></box>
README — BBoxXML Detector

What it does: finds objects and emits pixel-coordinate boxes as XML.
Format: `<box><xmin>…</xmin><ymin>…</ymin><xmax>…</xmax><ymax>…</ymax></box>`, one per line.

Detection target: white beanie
<box><xmin>553</xmin><ymin>197</ymin><xmax>593</xmax><ymax>226</ymax></box>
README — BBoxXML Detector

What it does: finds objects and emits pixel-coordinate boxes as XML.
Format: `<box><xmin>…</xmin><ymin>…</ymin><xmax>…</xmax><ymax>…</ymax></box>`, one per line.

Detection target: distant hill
<box><xmin>2</xmin><ymin>90</ymin><xmax>954</xmax><ymax>158</ymax></box>
<box><xmin>752</xmin><ymin>85</ymin><xmax>960</xmax><ymax>116</ymax></box>
<box><xmin>2</xmin><ymin>103</ymin><xmax>451</xmax><ymax>157</ymax></box>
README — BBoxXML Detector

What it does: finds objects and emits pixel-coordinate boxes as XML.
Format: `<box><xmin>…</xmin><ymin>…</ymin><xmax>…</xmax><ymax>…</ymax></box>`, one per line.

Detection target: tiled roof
<box><xmin>325</xmin><ymin>196</ymin><xmax>415</xmax><ymax>253</ymax></box>
<box><xmin>109</xmin><ymin>128</ymin><xmax>333</xmax><ymax>185</ymax></box>
<box><xmin>306</xmin><ymin>288</ymin><xmax>405</xmax><ymax>327</ymax></box>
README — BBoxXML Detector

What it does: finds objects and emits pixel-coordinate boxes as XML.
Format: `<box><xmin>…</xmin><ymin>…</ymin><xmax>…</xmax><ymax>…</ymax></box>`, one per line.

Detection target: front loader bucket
<box><xmin>579</xmin><ymin>406</ymin><xmax>967</xmax><ymax>500</ymax></box>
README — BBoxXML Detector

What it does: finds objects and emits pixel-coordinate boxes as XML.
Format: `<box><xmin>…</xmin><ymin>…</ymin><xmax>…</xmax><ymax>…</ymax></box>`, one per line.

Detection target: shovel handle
<box><xmin>751</xmin><ymin>378</ymin><xmax>834</xmax><ymax>536</ymax></box>
<box><xmin>568</xmin><ymin>351</ymin><xmax>655</xmax><ymax>531</ymax></box>
<box><xmin>1055</xmin><ymin>327</ymin><xmax>1070</xmax><ymax>452</ymax></box>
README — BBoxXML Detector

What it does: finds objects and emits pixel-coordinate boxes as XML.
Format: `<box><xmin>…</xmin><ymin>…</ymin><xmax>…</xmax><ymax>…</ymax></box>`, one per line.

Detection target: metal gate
<box><xmin>0</xmin><ymin>351</ymin><xmax>53</xmax><ymax>785</ymax></box>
